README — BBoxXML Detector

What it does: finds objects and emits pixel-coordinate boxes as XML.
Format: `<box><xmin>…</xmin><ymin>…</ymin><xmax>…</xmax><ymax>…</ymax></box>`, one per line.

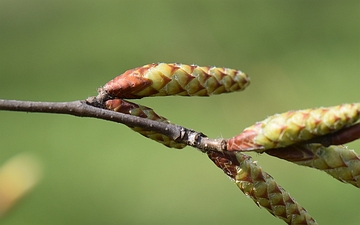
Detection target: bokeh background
<box><xmin>1</xmin><ymin>1</ymin><xmax>359</xmax><ymax>224</ymax></box>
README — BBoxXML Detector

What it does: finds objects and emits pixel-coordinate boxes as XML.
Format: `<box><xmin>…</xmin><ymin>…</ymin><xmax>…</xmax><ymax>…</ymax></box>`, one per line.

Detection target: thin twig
<box><xmin>0</xmin><ymin>99</ymin><xmax>225</xmax><ymax>153</ymax></box>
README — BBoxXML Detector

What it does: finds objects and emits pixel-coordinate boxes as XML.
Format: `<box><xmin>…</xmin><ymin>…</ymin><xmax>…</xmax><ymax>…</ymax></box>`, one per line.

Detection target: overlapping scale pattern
<box><xmin>266</xmin><ymin>144</ymin><xmax>360</xmax><ymax>188</ymax></box>
<box><xmin>99</xmin><ymin>63</ymin><xmax>250</xmax><ymax>99</ymax></box>
<box><xmin>86</xmin><ymin>62</ymin><xmax>360</xmax><ymax>224</ymax></box>
<box><xmin>207</xmin><ymin>151</ymin><xmax>317</xmax><ymax>225</ymax></box>
<box><xmin>105</xmin><ymin>99</ymin><xmax>186</xmax><ymax>149</ymax></box>
<box><xmin>227</xmin><ymin>103</ymin><xmax>360</xmax><ymax>152</ymax></box>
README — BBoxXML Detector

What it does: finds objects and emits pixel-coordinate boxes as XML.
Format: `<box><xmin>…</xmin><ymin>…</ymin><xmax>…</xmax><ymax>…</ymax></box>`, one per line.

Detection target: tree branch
<box><xmin>0</xmin><ymin>98</ymin><xmax>323</xmax><ymax>224</ymax></box>
<box><xmin>0</xmin><ymin>99</ymin><xmax>225</xmax><ymax>153</ymax></box>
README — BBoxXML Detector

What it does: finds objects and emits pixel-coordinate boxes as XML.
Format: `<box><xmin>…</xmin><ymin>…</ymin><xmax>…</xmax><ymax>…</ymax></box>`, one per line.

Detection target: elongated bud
<box><xmin>105</xmin><ymin>99</ymin><xmax>168</xmax><ymax>122</ymax></box>
<box><xmin>266</xmin><ymin>144</ymin><xmax>360</xmax><ymax>188</ymax></box>
<box><xmin>227</xmin><ymin>103</ymin><xmax>360</xmax><ymax>152</ymax></box>
<box><xmin>105</xmin><ymin>99</ymin><xmax>186</xmax><ymax>149</ymax></box>
<box><xmin>207</xmin><ymin>151</ymin><xmax>317</xmax><ymax>224</ymax></box>
<box><xmin>97</xmin><ymin>63</ymin><xmax>250</xmax><ymax>101</ymax></box>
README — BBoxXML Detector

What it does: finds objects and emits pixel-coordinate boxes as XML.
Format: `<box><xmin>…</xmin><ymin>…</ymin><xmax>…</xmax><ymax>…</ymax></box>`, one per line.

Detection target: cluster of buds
<box><xmin>87</xmin><ymin>62</ymin><xmax>360</xmax><ymax>225</ymax></box>
<box><xmin>89</xmin><ymin>63</ymin><xmax>251</xmax><ymax>149</ymax></box>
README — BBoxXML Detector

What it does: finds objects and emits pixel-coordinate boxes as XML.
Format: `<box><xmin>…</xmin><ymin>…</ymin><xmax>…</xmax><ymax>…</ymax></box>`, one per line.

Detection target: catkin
<box><xmin>105</xmin><ymin>99</ymin><xmax>186</xmax><ymax>149</ymax></box>
<box><xmin>297</xmin><ymin>144</ymin><xmax>360</xmax><ymax>187</ymax></box>
<box><xmin>266</xmin><ymin>144</ymin><xmax>360</xmax><ymax>188</ymax></box>
<box><xmin>227</xmin><ymin>103</ymin><xmax>360</xmax><ymax>152</ymax></box>
<box><xmin>99</xmin><ymin>63</ymin><xmax>250</xmax><ymax>100</ymax></box>
<box><xmin>207</xmin><ymin>151</ymin><xmax>317</xmax><ymax>225</ymax></box>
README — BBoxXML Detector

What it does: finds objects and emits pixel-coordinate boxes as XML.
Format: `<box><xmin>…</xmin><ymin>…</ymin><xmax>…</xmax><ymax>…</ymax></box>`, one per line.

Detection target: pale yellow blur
<box><xmin>0</xmin><ymin>153</ymin><xmax>42</xmax><ymax>218</ymax></box>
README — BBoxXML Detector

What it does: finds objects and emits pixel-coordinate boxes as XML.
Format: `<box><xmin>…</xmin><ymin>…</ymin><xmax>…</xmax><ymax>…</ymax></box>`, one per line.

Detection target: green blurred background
<box><xmin>1</xmin><ymin>1</ymin><xmax>359</xmax><ymax>224</ymax></box>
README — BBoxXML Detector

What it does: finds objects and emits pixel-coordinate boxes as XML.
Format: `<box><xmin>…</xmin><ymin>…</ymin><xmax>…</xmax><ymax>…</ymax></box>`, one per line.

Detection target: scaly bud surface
<box><xmin>105</xmin><ymin>99</ymin><xmax>186</xmax><ymax>149</ymax></box>
<box><xmin>228</xmin><ymin>103</ymin><xmax>360</xmax><ymax>152</ymax></box>
<box><xmin>266</xmin><ymin>144</ymin><xmax>360</xmax><ymax>188</ymax></box>
<box><xmin>99</xmin><ymin>63</ymin><xmax>250</xmax><ymax>100</ymax></box>
<box><xmin>207</xmin><ymin>151</ymin><xmax>317</xmax><ymax>225</ymax></box>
